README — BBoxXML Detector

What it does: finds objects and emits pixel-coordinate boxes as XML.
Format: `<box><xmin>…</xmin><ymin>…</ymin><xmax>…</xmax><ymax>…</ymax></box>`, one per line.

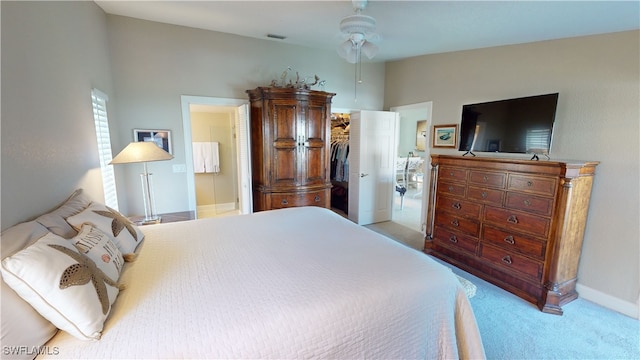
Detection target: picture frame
<box><xmin>432</xmin><ymin>124</ymin><xmax>458</xmax><ymax>148</ymax></box>
<box><xmin>133</xmin><ymin>129</ymin><xmax>172</xmax><ymax>154</ymax></box>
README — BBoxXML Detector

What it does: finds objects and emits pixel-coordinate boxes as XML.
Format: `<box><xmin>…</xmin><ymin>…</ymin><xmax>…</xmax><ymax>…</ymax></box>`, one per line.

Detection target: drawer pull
<box><xmin>483</xmin><ymin>175</ymin><xmax>489</xmax><ymax>182</ymax></box>
<box><xmin>448</xmin><ymin>186</ymin><xmax>454</xmax><ymax>192</ymax></box>
<box><xmin>450</xmin><ymin>171</ymin><xmax>455</xmax><ymax>176</ymax></box>
<box><xmin>481</xmin><ymin>191</ymin><xmax>488</xmax><ymax>198</ymax></box>
<box><xmin>527</xmin><ymin>181</ymin><xmax>533</xmax><ymax>187</ymax></box>
<box><xmin>504</xmin><ymin>235</ymin><xmax>515</xmax><ymax>245</ymax></box>
<box><xmin>452</xmin><ymin>202</ymin><xmax>461</xmax><ymax>210</ymax></box>
<box><xmin>507</xmin><ymin>215</ymin><xmax>519</xmax><ymax>224</ymax></box>
<box><xmin>281</xmin><ymin>199</ymin><xmax>289</xmax><ymax>205</ymax></box>
<box><xmin>501</xmin><ymin>255</ymin><xmax>513</xmax><ymax>265</ymax></box>
<box><xmin>523</xmin><ymin>199</ymin><xmax>531</xmax><ymax>206</ymax></box>
<box><xmin>449</xmin><ymin>235</ymin><xmax>458</xmax><ymax>243</ymax></box>
<box><xmin>451</xmin><ymin>219</ymin><xmax>459</xmax><ymax>227</ymax></box>
<box><xmin>314</xmin><ymin>195</ymin><xmax>321</xmax><ymax>202</ymax></box>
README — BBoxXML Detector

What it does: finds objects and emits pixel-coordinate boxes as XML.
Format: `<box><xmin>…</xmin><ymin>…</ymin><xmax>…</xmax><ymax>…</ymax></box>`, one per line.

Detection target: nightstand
<box><xmin>129</xmin><ymin>211</ymin><xmax>195</xmax><ymax>226</ymax></box>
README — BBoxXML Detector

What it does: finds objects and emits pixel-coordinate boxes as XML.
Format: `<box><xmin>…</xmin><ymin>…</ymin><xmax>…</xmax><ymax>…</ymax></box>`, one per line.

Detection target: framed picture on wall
<box><xmin>133</xmin><ymin>129</ymin><xmax>172</xmax><ymax>154</ymax></box>
<box><xmin>432</xmin><ymin>124</ymin><xmax>458</xmax><ymax>148</ymax></box>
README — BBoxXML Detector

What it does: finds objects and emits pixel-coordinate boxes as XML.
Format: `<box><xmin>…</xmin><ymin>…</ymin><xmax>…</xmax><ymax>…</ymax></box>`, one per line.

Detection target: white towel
<box><xmin>192</xmin><ymin>142</ymin><xmax>220</xmax><ymax>173</ymax></box>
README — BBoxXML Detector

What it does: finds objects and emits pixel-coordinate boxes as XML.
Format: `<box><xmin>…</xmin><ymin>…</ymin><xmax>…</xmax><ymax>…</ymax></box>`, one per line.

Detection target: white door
<box><xmin>348</xmin><ymin>110</ymin><xmax>398</xmax><ymax>225</ymax></box>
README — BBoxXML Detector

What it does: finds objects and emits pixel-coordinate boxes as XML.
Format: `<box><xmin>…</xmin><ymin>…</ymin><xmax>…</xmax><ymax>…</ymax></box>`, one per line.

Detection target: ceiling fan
<box><xmin>337</xmin><ymin>0</ymin><xmax>380</xmax><ymax>64</ymax></box>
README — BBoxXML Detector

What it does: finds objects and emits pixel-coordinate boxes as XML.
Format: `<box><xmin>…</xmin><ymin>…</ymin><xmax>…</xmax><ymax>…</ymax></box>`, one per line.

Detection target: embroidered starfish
<box><xmin>93</xmin><ymin>206</ymin><xmax>138</xmax><ymax>241</ymax></box>
<box><xmin>48</xmin><ymin>244</ymin><xmax>119</xmax><ymax>315</ymax></box>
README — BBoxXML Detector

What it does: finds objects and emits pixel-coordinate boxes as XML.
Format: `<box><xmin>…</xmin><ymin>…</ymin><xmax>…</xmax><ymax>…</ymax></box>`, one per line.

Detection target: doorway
<box><xmin>180</xmin><ymin>96</ymin><xmax>252</xmax><ymax>218</ymax></box>
<box><xmin>389</xmin><ymin>102</ymin><xmax>433</xmax><ymax>234</ymax></box>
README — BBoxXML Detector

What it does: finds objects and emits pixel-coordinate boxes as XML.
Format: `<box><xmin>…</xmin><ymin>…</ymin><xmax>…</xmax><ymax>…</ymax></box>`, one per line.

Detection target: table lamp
<box><xmin>110</xmin><ymin>141</ymin><xmax>173</xmax><ymax>224</ymax></box>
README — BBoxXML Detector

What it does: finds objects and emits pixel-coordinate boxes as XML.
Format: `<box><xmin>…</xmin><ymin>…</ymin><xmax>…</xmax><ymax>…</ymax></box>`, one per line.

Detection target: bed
<box><xmin>1</xmin><ymin>190</ymin><xmax>484</xmax><ymax>359</ymax></box>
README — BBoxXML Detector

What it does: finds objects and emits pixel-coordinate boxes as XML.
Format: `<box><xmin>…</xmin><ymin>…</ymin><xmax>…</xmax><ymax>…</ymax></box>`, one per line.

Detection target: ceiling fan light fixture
<box><xmin>339</xmin><ymin>14</ymin><xmax>376</xmax><ymax>36</ymax></box>
<box><xmin>337</xmin><ymin>39</ymin><xmax>355</xmax><ymax>58</ymax></box>
<box><xmin>360</xmin><ymin>41</ymin><xmax>378</xmax><ymax>59</ymax></box>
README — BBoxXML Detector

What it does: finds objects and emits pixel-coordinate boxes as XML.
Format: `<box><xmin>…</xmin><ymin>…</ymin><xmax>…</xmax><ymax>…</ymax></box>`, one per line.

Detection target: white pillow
<box><xmin>35</xmin><ymin>188</ymin><xmax>92</xmax><ymax>239</ymax></box>
<box><xmin>1</xmin><ymin>222</ymin><xmax>59</xmax><ymax>360</ymax></box>
<box><xmin>0</xmin><ymin>232</ymin><xmax>121</xmax><ymax>341</ymax></box>
<box><xmin>71</xmin><ymin>223</ymin><xmax>125</xmax><ymax>281</ymax></box>
<box><xmin>66</xmin><ymin>202</ymin><xmax>144</xmax><ymax>258</ymax></box>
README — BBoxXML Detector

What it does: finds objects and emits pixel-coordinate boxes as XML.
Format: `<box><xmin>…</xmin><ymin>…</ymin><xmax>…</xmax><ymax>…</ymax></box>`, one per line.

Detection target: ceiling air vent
<box><xmin>267</xmin><ymin>33</ymin><xmax>287</xmax><ymax>40</ymax></box>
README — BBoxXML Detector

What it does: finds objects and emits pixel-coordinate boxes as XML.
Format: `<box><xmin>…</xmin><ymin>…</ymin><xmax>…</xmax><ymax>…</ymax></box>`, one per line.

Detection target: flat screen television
<box><xmin>458</xmin><ymin>93</ymin><xmax>559</xmax><ymax>155</ymax></box>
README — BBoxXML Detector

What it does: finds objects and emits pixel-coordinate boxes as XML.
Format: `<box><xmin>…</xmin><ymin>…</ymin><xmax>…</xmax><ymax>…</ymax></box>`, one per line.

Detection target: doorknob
<box><xmin>360</xmin><ymin>173</ymin><xmax>369</xmax><ymax>178</ymax></box>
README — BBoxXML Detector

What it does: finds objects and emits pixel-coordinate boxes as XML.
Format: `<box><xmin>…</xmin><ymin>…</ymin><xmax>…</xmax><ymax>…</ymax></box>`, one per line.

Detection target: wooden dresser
<box><xmin>425</xmin><ymin>155</ymin><xmax>598</xmax><ymax>314</ymax></box>
<box><xmin>247</xmin><ymin>87</ymin><xmax>335</xmax><ymax>211</ymax></box>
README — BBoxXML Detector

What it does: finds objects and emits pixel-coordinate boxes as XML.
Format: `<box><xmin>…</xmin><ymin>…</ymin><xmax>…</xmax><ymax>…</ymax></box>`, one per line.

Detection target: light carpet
<box><xmin>365</xmin><ymin>220</ymin><xmax>640</xmax><ymax>359</ymax></box>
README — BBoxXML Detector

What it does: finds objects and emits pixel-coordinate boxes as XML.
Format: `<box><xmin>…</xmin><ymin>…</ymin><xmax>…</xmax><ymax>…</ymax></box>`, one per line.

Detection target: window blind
<box><xmin>91</xmin><ymin>89</ymin><xmax>119</xmax><ymax>210</ymax></box>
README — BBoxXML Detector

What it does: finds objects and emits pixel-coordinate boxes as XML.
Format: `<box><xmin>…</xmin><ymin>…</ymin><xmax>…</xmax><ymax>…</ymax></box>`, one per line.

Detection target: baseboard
<box><xmin>576</xmin><ymin>283</ymin><xmax>639</xmax><ymax>319</ymax></box>
<box><xmin>197</xmin><ymin>203</ymin><xmax>236</xmax><ymax>216</ymax></box>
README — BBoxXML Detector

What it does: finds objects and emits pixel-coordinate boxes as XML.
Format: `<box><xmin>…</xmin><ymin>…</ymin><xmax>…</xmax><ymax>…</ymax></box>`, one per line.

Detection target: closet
<box><xmin>330</xmin><ymin>113</ymin><xmax>350</xmax><ymax>214</ymax></box>
<box><xmin>247</xmin><ymin>87</ymin><xmax>335</xmax><ymax>211</ymax></box>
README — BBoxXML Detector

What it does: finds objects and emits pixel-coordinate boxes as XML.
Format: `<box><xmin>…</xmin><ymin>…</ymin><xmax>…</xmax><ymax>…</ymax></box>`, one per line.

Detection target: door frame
<box><xmin>180</xmin><ymin>95</ymin><xmax>251</xmax><ymax>215</ymax></box>
<box><xmin>389</xmin><ymin>101</ymin><xmax>433</xmax><ymax>234</ymax></box>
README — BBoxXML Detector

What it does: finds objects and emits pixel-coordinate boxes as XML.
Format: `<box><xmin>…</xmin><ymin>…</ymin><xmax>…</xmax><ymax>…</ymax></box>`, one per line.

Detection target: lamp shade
<box><xmin>110</xmin><ymin>142</ymin><xmax>173</xmax><ymax>165</ymax></box>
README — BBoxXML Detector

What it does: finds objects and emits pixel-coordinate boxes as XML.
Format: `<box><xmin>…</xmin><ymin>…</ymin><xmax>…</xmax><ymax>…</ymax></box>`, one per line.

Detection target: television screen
<box><xmin>458</xmin><ymin>93</ymin><xmax>559</xmax><ymax>154</ymax></box>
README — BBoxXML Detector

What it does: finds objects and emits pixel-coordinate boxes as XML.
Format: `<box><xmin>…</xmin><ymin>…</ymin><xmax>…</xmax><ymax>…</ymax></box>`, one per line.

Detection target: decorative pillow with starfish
<box><xmin>67</xmin><ymin>202</ymin><xmax>145</xmax><ymax>259</ymax></box>
<box><xmin>0</xmin><ymin>232</ymin><xmax>123</xmax><ymax>341</ymax></box>
<box><xmin>73</xmin><ymin>223</ymin><xmax>125</xmax><ymax>280</ymax></box>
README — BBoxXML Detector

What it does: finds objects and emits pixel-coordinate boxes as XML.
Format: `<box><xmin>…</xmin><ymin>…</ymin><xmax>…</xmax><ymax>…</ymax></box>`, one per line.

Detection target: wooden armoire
<box><xmin>247</xmin><ymin>87</ymin><xmax>335</xmax><ymax>211</ymax></box>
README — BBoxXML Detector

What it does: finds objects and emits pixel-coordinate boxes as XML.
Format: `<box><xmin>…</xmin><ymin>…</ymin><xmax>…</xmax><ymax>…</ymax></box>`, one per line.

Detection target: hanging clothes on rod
<box><xmin>192</xmin><ymin>141</ymin><xmax>220</xmax><ymax>173</ymax></box>
<box><xmin>330</xmin><ymin>134</ymin><xmax>349</xmax><ymax>182</ymax></box>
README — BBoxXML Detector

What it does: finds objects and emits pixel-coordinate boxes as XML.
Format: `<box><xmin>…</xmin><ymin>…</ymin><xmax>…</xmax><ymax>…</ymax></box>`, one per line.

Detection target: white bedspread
<box><xmin>41</xmin><ymin>207</ymin><xmax>484</xmax><ymax>359</ymax></box>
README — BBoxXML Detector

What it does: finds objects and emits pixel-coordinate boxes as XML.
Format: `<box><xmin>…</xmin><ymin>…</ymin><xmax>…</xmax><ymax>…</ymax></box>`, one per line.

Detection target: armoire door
<box><xmin>270</xmin><ymin>99</ymin><xmax>300</xmax><ymax>188</ymax></box>
<box><xmin>299</xmin><ymin>101</ymin><xmax>329</xmax><ymax>186</ymax></box>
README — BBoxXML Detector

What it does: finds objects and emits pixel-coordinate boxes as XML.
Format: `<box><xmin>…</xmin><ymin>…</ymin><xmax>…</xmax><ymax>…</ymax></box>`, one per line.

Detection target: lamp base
<box><xmin>129</xmin><ymin>215</ymin><xmax>162</xmax><ymax>226</ymax></box>
<box><xmin>140</xmin><ymin>216</ymin><xmax>161</xmax><ymax>225</ymax></box>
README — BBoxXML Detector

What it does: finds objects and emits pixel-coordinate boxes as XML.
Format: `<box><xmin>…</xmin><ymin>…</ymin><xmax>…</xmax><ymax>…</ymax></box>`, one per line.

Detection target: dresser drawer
<box><xmin>437</xmin><ymin>180</ymin><xmax>466</xmax><ymax>198</ymax></box>
<box><xmin>439</xmin><ymin>166</ymin><xmax>467</xmax><ymax>182</ymax></box>
<box><xmin>468</xmin><ymin>170</ymin><xmax>506</xmax><ymax>188</ymax></box>
<box><xmin>270</xmin><ymin>191</ymin><xmax>325</xmax><ymax>209</ymax></box>
<box><xmin>435</xmin><ymin>211</ymin><xmax>480</xmax><ymax>237</ymax></box>
<box><xmin>482</xmin><ymin>225</ymin><xmax>547</xmax><ymax>259</ymax></box>
<box><xmin>434</xmin><ymin>227</ymin><xmax>478</xmax><ymax>254</ymax></box>
<box><xmin>480</xmin><ymin>244</ymin><xmax>543</xmax><ymax>280</ymax></box>
<box><xmin>436</xmin><ymin>195</ymin><xmax>481</xmax><ymax>219</ymax></box>
<box><xmin>508</xmin><ymin>174</ymin><xmax>557</xmax><ymax>196</ymax></box>
<box><xmin>467</xmin><ymin>186</ymin><xmax>504</xmax><ymax>206</ymax></box>
<box><xmin>506</xmin><ymin>192</ymin><xmax>555</xmax><ymax>216</ymax></box>
<box><xmin>483</xmin><ymin>206</ymin><xmax>550</xmax><ymax>238</ymax></box>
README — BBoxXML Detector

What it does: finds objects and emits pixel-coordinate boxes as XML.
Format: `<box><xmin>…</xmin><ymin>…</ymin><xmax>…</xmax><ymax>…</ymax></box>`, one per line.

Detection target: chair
<box><xmin>395</xmin><ymin>156</ymin><xmax>411</xmax><ymax>210</ymax></box>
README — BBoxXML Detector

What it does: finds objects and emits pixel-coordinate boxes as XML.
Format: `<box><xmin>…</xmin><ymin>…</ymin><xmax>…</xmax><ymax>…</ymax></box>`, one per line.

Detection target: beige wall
<box><xmin>191</xmin><ymin>111</ymin><xmax>236</xmax><ymax>206</ymax></box>
<box><xmin>385</xmin><ymin>31</ymin><xmax>640</xmax><ymax>316</ymax></box>
<box><xmin>1</xmin><ymin>1</ymin><xmax>114</xmax><ymax>229</ymax></box>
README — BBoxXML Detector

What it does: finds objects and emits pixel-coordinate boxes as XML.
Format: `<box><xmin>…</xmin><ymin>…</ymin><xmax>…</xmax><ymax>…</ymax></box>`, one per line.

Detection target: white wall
<box><xmin>1</xmin><ymin>1</ymin><xmax>114</xmax><ymax>229</ymax></box>
<box><xmin>385</xmin><ymin>31</ymin><xmax>640</xmax><ymax>317</ymax></box>
<box><xmin>105</xmin><ymin>15</ymin><xmax>386</xmax><ymax>216</ymax></box>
